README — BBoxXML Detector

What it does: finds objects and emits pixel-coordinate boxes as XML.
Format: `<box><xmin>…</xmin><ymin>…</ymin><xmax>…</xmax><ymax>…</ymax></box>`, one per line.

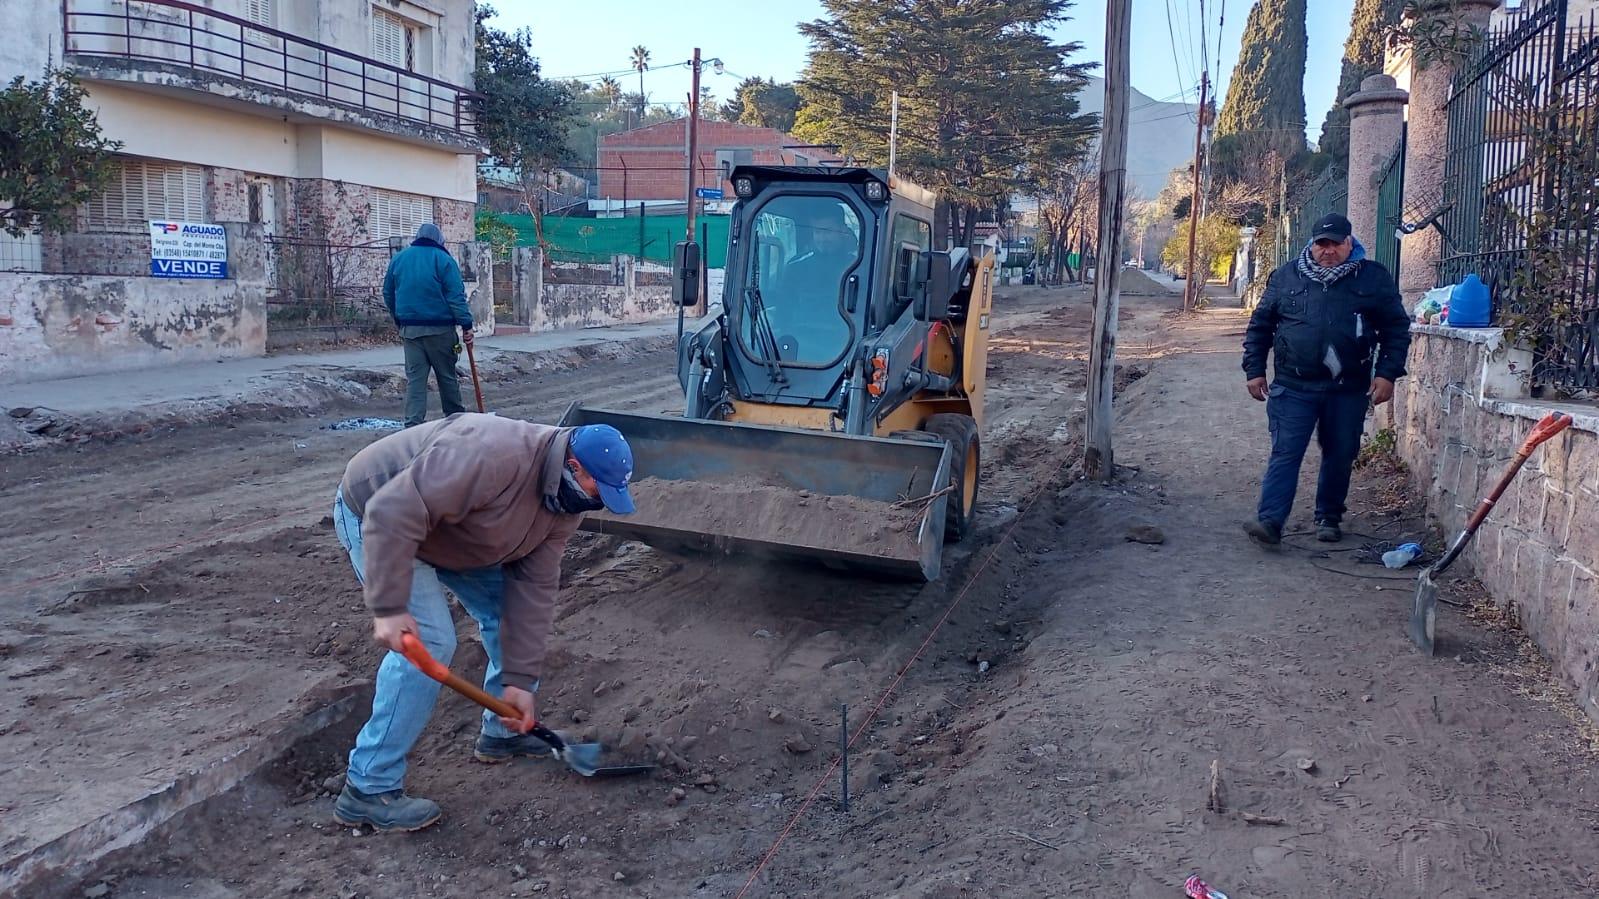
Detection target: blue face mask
<box><xmin>545</xmin><ymin>462</ymin><xmax>604</xmax><ymax>515</ymax></box>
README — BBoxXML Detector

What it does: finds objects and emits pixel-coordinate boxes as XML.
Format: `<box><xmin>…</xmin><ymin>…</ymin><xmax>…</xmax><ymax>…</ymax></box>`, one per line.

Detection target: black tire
<box><xmin>922</xmin><ymin>413</ymin><xmax>981</xmax><ymax>542</ymax></box>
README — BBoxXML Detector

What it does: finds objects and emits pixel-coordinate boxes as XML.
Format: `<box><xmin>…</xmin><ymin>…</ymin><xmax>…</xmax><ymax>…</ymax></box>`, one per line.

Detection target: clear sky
<box><xmin>490</xmin><ymin>0</ymin><xmax>1353</xmax><ymax>146</ymax></box>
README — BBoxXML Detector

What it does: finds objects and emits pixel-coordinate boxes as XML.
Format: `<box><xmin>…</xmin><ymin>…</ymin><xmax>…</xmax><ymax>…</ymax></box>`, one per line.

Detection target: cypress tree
<box><xmin>1214</xmin><ymin>0</ymin><xmax>1309</xmax><ymax>159</ymax></box>
<box><xmin>1315</xmin><ymin>0</ymin><xmax>1405</xmax><ymax>166</ymax></box>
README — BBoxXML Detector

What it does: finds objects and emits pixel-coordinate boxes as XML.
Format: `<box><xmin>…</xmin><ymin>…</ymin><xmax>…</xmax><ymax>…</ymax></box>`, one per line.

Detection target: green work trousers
<box><xmin>402</xmin><ymin>332</ymin><xmax>465</xmax><ymax>427</ymax></box>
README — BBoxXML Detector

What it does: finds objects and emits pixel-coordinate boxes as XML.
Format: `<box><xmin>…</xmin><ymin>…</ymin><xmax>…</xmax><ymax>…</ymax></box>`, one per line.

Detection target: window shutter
<box><xmin>371</xmin><ymin>189</ymin><xmax>431</xmax><ymax>241</ymax></box>
<box><xmin>244</xmin><ymin>0</ymin><xmax>274</xmax><ymax>27</ymax></box>
<box><xmin>81</xmin><ymin>159</ymin><xmax>206</xmax><ymax>232</ymax></box>
<box><xmin>371</xmin><ymin>8</ymin><xmax>405</xmax><ymax>67</ymax></box>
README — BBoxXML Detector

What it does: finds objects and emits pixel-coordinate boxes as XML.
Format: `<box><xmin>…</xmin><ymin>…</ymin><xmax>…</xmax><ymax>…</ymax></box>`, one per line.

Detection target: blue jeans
<box><xmin>1256</xmin><ymin>382</ymin><xmax>1369</xmax><ymax>528</ymax></box>
<box><xmin>332</xmin><ymin>489</ymin><xmax>518</xmax><ymax>794</ymax></box>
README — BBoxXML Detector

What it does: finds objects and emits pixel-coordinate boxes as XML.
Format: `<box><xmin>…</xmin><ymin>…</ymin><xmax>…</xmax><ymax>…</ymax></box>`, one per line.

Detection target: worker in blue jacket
<box><xmin>383</xmin><ymin>223</ymin><xmax>474</xmax><ymax>427</ymax></box>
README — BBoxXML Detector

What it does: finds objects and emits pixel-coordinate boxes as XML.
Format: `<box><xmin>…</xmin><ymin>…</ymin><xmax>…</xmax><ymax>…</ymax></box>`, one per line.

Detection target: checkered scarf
<box><xmin>1296</xmin><ymin>244</ymin><xmax>1361</xmax><ymax>286</ymax></box>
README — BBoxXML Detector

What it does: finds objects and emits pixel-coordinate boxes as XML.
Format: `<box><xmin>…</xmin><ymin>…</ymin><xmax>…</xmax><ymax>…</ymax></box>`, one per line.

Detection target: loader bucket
<box><xmin>557</xmin><ymin>403</ymin><xmax>953</xmax><ymax>581</ymax></box>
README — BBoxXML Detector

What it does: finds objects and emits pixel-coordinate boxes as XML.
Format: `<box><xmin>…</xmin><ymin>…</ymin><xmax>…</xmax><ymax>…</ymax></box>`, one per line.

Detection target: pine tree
<box><xmin>795</xmin><ymin>0</ymin><xmax>1097</xmax><ymax>241</ymax></box>
<box><xmin>1315</xmin><ymin>0</ymin><xmax>1404</xmax><ymax>167</ymax></box>
<box><xmin>1214</xmin><ymin>0</ymin><xmax>1309</xmax><ymax>159</ymax></box>
<box><xmin>721</xmin><ymin>78</ymin><xmax>803</xmax><ymax>133</ymax></box>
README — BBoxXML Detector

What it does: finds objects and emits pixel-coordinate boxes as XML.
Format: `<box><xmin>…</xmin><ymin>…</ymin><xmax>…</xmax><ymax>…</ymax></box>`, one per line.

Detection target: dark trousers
<box><xmin>402</xmin><ymin>333</ymin><xmax>464</xmax><ymax>427</ymax></box>
<box><xmin>1257</xmin><ymin>382</ymin><xmax>1369</xmax><ymax>528</ymax></box>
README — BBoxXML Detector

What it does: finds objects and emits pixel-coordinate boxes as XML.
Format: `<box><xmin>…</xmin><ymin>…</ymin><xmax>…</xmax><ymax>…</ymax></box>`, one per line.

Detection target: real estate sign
<box><xmin>149</xmin><ymin>221</ymin><xmax>229</xmax><ymax>279</ymax></box>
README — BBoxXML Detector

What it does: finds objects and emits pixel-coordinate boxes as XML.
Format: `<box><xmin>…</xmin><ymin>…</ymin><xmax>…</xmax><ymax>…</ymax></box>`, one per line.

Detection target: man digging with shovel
<box><xmin>329</xmin><ymin>415</ymin><xmax>636</xmax><ymax>832</ymax></box>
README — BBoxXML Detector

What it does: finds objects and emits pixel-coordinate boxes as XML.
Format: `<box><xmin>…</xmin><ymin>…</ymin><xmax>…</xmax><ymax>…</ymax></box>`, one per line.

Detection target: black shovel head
<box><xmin>1409</xmin><ymin>570</ymin><xmax>1437</xmax><ymax>656</ymax></box>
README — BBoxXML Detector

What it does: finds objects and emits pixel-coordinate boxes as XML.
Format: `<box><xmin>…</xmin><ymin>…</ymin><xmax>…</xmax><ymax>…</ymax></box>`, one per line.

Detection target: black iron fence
<box><xmin>1286</xmin><ymin>167</ymin><xmax>1349</xmax><ymax>254</ymax></box>
<box><xmin>1373</xmin><ymin>131</ymin><xmax>1406</xmax><ymax>279</ymax></box>
<box><xmin>63</xmin><ymin>0</ymin><xmax>479</xmax><ymax>139</ymax></box>
<box><xmin>1440</xmin><ymin>0</ymin><xmax>1599</xmax><ymax>391</ymax></box>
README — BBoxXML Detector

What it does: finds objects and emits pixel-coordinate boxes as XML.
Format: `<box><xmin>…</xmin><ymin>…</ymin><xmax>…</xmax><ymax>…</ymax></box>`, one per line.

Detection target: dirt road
<box><xmin>6</xmin><ymin>283</ymin><xmax>1597</xmax><ymax>897</ymax></box>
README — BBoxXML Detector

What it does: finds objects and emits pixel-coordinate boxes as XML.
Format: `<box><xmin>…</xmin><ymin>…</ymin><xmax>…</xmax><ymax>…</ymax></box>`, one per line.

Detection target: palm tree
<box><xmin>599</xmin><ymin>76</ymin><xmax>622</xmax><ymax>109</ymax></box>
<box><xmin>629</xmin><ymin>45</ymin><xmax>650</xmax><ymax>127</ymax></box>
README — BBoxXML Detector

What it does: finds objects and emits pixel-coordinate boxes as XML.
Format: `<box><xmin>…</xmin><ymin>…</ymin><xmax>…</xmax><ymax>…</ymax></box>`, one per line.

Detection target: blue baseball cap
<box><xmin>569</xmin><ymin>424</ymin><xmax>635</xmax><ymax>514</ymax></box>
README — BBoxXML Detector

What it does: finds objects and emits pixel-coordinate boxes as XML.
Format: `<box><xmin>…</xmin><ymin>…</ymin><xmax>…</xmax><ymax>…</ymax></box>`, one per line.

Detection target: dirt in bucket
<box><xmin>617</xmin><ymin>475</ymin><xmax>932</xmax><ymax>561</ymax></box>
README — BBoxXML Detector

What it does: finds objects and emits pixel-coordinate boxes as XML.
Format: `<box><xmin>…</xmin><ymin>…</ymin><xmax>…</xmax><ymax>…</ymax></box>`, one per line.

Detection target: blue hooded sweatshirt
<box><xmin>382</xmin><ymin>223</ymin><xmax>473</xmax><ymax>330</ymax></box>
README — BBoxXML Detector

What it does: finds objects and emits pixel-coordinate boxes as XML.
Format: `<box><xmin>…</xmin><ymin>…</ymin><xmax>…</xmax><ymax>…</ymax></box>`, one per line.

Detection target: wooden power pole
<box><xmin>1084</xmin><ymin>0</ymin><xmax>1132</xmax><ymax>481</ymax></box>
<box><xmin>1182</xmin><ymin>71</ymin><xmax>1210</xmax><ymax>313</ymax></box>
<box><xmin>684</xmin><ymin>47</ymin><xmax>703</xmax><ymax>314</ymax></box>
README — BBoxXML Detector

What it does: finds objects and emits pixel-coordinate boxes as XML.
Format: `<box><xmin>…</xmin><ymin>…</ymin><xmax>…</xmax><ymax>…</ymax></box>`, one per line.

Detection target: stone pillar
<box><xmin>1396</xmin><ymin>0</ymin><xmax>1500</xmax><ymax>300</ymax></box>
<box><xmin>1343</xmin><ymin>74</ymin><xmax>1408</xmax><ymax>254</ymax></box>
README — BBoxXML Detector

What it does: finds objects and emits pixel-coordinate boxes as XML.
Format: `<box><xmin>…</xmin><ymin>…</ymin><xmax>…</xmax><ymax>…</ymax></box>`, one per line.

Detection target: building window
<box><xmin>244</xmin><ymin>0</ymin><xmax>275</xmax><ymax>27</ymax></box>
<box><xmin>372</xmin><ymin>7</ymin><xmax>419</xmax><ymax>70</ymax></box>
<box><xmin>370</xmin><ymin>189</ymin><xmax>431</xmax><ymax>241</ymax></box>
<box><xmin>80</xmin><ymin>158</ymin><xmax>206</xmax><ymax>233</ymax></box>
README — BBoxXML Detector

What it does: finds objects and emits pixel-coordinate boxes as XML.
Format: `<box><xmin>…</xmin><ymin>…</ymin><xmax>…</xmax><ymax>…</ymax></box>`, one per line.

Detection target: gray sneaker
<box><xmin>333</xmin><ymin>784</ymin><xmax>442</xmax><ymax>832</ymax></box>
<box><xmin>1244</xmin><ymin>519</ymin><xmax>1283</xmax><ymax>546</ymax></box>
<box><xmin>474</xmin><ymin>731</ymin><xmax>556</xmax><ymax>764</ymax></box>
<box><xmin>1316</xmin><ymin>520</ymin><xmax>1343</xmax><ymax>543</ymax></box>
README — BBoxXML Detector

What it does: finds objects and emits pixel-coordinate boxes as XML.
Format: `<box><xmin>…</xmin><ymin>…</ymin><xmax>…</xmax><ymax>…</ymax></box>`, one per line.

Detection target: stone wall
<box><xmin>0</xmin><ymin>223</ymin><xmax>270</xmax><ymax>383</ymax></box>
<box><xmin>507</xmin><ymin>248</ymin><xmax>677</xmax><ymax>332</ymax></box>
<box><xmin>1394</xmin><ymin>325</ymin><xmax>1599</xmax><ymax>721</ymax></box>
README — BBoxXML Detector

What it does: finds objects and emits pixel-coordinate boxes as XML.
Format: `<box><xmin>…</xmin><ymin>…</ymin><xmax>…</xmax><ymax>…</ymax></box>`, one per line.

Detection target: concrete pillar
<box><xmin>1396</xmin><ymin>0</ymin><xmax>1500</xmax><ymax>300</ymax></box>
<box><xmin>1234</xmin><ymin>226</ymin><xmax>1258</xmax><ymax>298</ymax></box>
<box><xmin>1343</xmin><ymin>74</ymin><xmax>1408</xmax><ymax>253</ymax></box>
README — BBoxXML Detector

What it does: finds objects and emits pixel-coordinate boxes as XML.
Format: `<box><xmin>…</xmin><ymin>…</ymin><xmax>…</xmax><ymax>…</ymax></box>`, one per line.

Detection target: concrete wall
<box><xmin>0</xmin><ymin>224</ymin><xmax>270</xmax><ymax>383</ymax></box>
<box><xmin>1394</xmin><ymin>325</ymin><xmax>1599</xmax><ymax>721</ymax></box>
<box><xmin>508</xmin><ymin>249</ymin><xmax>677</xmax><ymax>332</ymax></box>
<box><xmin>82</xmin><ymin>84</ymin><xmax>475</xmax><ymax>203</ymax></box>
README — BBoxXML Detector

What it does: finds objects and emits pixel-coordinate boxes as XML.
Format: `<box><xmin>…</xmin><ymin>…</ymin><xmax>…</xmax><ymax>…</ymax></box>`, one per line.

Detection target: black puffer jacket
<box><xmin>1242</xmin><ymin>256</ymin><xmax>1411</xmax><ymax>393</ymax></box>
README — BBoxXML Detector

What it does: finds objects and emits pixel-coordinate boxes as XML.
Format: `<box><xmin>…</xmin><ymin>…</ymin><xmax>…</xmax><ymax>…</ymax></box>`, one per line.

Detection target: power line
<box><xmin>1162</xmin><ymin>0</ymin><xmax>1199</xmax><ymax>122</ymax></box>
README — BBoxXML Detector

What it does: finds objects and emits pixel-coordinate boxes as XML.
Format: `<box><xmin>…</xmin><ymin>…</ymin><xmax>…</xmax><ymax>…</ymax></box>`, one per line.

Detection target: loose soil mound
<box><xmin>619</xmin><ymin>476</ymin><xmax>927</xmax><ymax>562</ymax></box>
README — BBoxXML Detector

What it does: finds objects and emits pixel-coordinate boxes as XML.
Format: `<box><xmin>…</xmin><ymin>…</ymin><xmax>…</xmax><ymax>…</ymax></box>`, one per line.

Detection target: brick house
<box><xmin>597</xmin><ymin>119</ymin><xmax>839</xmax><ymax>211</ymax></box>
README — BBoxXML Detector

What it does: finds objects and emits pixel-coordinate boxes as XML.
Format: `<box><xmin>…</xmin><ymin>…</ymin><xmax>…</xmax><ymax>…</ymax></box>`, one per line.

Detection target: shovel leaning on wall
<box><xmin>1409</xmin><ymin>411</ymin><xmax>1572</xmax><ymax>655</ymax></box>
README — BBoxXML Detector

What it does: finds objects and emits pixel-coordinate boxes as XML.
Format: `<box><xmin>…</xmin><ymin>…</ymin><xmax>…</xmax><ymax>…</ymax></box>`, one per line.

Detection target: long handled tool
<box><xmin>1410</xmin><ymin>411</ymin><xmax>1572</xmax><ymax>654</ymax></box>
<box><xmin>464</xmin><ymin>339</ymin><xmax>486</xmax><ymax>413</ymax></box>
<box><xmin>398</xmin><ymin>633</ymin><xmax>653</xmax><ymax>778</ymax></box>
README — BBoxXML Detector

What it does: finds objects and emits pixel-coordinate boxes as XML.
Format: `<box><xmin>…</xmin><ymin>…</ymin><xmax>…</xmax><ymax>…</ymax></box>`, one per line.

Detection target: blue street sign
<box><xmin>695</xmin><ymin>187</ymin><xmax>724</xmax><ymax>200</ymax></box>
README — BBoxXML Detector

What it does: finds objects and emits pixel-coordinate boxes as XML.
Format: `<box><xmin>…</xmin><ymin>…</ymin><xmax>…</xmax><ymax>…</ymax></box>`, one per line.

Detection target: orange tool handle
<box><xmin>399</xmin><ymin>632</ymin><xmax>520</xmax><ymax>721</ymax></box>
<box><xmin>1518</xmin><ymin>411</ymin><xmax>1572</xmax><ymax>456</ymax></box>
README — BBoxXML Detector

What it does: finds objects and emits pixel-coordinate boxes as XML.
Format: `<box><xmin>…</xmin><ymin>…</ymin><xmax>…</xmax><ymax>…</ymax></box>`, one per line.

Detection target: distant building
<box><xmin>596</xmin><ymin>119</ymin><xmax>840</xmax><ymax>215</ymax></box>
<box><xmin>0</xmin><ymin>0</ymin><xmax>485</xmax><ymax>379</ymax></box>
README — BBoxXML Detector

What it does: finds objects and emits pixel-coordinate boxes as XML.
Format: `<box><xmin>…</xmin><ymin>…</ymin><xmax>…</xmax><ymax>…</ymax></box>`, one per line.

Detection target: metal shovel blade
<box><xmin>1409</xmin><ymin>570</ymin><xmax>1437</xmax><ymax>656</ymax></box>
<box><xmin>531</xmin><ymin>725</ymin><xmax>654</xmax><ymax>779</ymax></box>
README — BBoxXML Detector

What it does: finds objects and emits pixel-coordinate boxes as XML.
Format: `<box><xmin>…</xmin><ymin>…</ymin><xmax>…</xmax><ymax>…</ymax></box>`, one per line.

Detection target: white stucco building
<box><xmin>0</xmin><ymin>0</ymin><xmax>485</xmax><ymax>378</ymax></box>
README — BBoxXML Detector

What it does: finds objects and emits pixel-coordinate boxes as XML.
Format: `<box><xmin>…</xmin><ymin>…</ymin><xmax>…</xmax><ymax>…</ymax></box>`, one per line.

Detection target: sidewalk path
<box><xmin>1</xmin><ymin>317</ymin><xmax>689</xmax><ymax>450</ymax></box>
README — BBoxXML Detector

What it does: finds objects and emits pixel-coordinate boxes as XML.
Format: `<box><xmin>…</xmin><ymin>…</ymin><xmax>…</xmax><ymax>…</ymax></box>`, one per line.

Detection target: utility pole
<box><xmin>1084</xmin><ymin>0</ymin><xmax>1132</xmax><ymax>481</ymax></box>
<box><xmin>684</xmin><ymin>47</ymin><xmax>704</xmax><ymax>315</ymax></box>
<box><xmin>1182</xmin><ymin>71</ymin><xmax>1210</xmax><ymax>313</ymax></box>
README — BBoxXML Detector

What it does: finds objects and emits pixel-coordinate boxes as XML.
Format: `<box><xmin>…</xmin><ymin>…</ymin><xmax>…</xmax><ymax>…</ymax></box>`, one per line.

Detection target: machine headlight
<box><xmin>734</xmin><ymin>177</ymin><xmax>754</xmax><ymax>198</ymax></box>
<box><xmin>865</xmin><ymin>180</ymin><xmax>887</xmax><ymax>201</ymax></box>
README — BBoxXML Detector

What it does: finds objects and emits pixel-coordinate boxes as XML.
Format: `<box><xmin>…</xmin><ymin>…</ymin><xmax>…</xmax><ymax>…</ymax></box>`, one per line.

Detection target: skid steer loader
<box><xmin>558</xmin><ymin>165</ymin><xmax>994</xmax><ymax>581</ymax></box>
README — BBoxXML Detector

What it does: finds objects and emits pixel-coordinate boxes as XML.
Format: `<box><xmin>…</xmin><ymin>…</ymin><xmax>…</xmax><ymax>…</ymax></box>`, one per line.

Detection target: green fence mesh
<box><xmin>503</xmin><ymin>214</ymin><xmax>729</xmax><ymax>267</ymax></box>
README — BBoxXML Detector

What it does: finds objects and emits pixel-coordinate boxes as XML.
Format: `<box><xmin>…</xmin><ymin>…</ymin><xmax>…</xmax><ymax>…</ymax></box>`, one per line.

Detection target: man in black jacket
<box><xmin>1241</xmin><ymin>213</ymin><xmax>1411</xmax><ymax>545</ymax></box>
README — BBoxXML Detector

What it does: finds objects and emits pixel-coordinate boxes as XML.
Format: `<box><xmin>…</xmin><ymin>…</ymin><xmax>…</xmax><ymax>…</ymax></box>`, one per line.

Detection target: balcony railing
<box><xmin>63</xmin><ymin>0</ymin><xmax>479</xmax><ymax>140</ymax></box>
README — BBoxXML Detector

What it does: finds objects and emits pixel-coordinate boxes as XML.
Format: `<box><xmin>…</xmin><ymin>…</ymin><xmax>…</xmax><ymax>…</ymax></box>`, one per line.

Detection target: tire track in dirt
<box><xmin>13</xmin><ymin>285</ymin><xmax>1141</xmax><ymax>897</ymax></box>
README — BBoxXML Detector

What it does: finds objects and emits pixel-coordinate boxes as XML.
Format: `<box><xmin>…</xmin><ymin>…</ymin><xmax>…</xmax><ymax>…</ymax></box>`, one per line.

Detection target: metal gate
<box><xmin>1440</xmin><ymin>0</ymin><xmax>1599</xmax><ymax>390</ymax></box>
<box><xmin>1373</xmin><ymin>130</ymin><xmax>1406</xmax><ymax>280</ymax></box>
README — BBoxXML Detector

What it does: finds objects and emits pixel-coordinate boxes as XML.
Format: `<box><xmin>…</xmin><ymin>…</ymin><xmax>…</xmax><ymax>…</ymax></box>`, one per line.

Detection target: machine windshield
<box><xmin>739</xmin><ymin>195</ymin><xmax>862</xmax><ymax>367</ymax></box>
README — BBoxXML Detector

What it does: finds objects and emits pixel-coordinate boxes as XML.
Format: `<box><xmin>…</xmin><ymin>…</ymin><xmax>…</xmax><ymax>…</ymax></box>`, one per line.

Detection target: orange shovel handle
<box><xmin>399</xmin><ymin>632</ymin><xmax>521</xmax><ymax>721</ymax></box>
<box><xmin>1519</xmin><ymin>411</ymin><xmax>1572</xmax><ymax>455</ymax></box>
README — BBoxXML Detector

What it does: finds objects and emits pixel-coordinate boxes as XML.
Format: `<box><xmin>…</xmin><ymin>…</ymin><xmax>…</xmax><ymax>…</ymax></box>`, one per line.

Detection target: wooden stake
<box><xmin>1207</xmin><ymin>759</ymin><xmax>1225</xmax><ymax>813</ymax></box>
<box><xmin>1083</xmin><ymin>0</ymin><xmax>1132</xmax><ymax>481</ymax></box>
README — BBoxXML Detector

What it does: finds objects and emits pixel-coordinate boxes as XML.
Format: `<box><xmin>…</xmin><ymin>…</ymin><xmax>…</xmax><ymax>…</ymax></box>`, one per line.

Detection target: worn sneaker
<box><xmin>1316</xmin><ymin>521</ymin><xmax>1343</xmax><ymax>543</ymax></box>
<box><xmin>474</xmin><ymin>731</ymin><xmax>556</xmax><ymax>764</ymax></box>
<box><xmin>1243</xmin><ymin>519</ymin><xmax>1283</xmax><ymax>546</ymax></box>
<box><xmin>333</xmin><ymin>784</ymin><xmax>441</xmax><ymax>832</ymax></box>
